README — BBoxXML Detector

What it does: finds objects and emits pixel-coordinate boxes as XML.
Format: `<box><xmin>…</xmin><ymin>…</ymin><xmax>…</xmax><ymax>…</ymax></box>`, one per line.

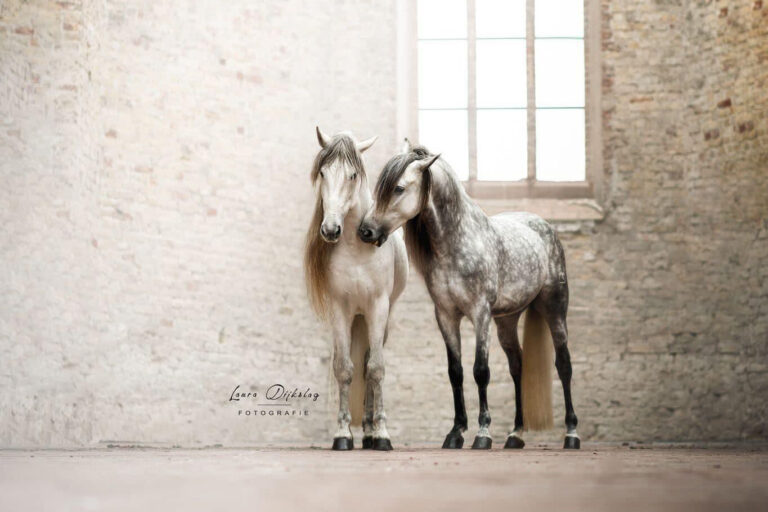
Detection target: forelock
<box><xmin>374</xmin><ymin>145</ymin><xmax>434</xmax><ymax>212</ymax></box>
<box><xmin>311</xmin><ymin>134</ymin><xmax>365</xmax><ymax>183</ymax></box>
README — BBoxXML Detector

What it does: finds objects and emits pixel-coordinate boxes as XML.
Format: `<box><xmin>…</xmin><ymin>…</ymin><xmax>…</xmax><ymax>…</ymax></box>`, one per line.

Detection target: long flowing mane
<box><xmin>304</xmin><ymin>135</ymin><xmax>366</xmax><ymax>319</ymax></box>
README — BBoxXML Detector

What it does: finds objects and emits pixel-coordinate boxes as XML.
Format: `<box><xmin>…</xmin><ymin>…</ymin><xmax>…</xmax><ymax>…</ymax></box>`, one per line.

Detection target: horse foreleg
<box><xmin>471</xmin><ymin>306</ymin><xmax>493</xmax><ymax>449</ymax></box>
<box><xmin>365</xmin><ymin>297</ymin><xmax>392</xmax><ymax>450</ymax></box>
<box><xmin>435</xmin><ymin>307</ymin><xmax>467</xmax><ymax>449</ymax></box>
<box><xmin>331</xmin><ymin>308</ymin><xmax>354</xmax><ymax>450</ymax></box>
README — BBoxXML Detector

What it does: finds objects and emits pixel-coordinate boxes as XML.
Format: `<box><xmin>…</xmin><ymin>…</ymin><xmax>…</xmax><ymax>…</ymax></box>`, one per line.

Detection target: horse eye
<box><xmin>394</xmin><ymin>185</ymin><xmax>405</xmax><ymax>195</ymax></box>
<box><xmin>319</xmin><ymin>170</ymin><xmax>325</xmax><ymax>178</ymax></box>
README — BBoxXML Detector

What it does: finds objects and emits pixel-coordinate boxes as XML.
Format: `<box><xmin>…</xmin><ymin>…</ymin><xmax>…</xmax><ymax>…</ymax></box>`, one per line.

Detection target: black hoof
<box><xmin>372</xmin><ymin>438</ymin><xmax>393</xmax><ymax>451</ymax></box>
<box><xmin>504</xmin><ymin>436</ymin><xmax>525</xmax><ymax>449</ymax></box>
<box><xmin>362</xmin><ymin>436</ymin><xmax>373</xmax><ymax>449</ymax></box>
<box><xmin>332</xmin><ymin>437</ymin><xmax>354</xmax><ymax>451</ymax></box>
<box><xmin>471</xmin><ymin>436</ymin><xmax>492</xmax><ymax>450</ymax></box>
<box><xmin>442</xmin><ymin>433</ymin><xmax>464</xmax><ymax>449</ymax></box>
<box><xmin>563</xmin><ymin>436</ymin><xmax>581</xmax><ymax>449</ymax></box>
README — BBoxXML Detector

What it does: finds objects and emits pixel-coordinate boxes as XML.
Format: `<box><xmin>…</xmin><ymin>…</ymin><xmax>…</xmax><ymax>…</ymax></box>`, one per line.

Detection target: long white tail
<box><xmin>522</xmin><ymin>307</ymin><xmax>554</xmax><ymax>431</ymax></box>
<box><xmin>348</xmin><ymin>316</ymin><xmax>369</xmax><ymax>426</ymax></box>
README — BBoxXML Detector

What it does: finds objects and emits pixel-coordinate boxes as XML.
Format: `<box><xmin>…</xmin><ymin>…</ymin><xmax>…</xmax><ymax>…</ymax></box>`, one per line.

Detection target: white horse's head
<box><xmin>312</xmin><ymin>127</ymin><xmax>376</xmax><ymax>243</ymax></box>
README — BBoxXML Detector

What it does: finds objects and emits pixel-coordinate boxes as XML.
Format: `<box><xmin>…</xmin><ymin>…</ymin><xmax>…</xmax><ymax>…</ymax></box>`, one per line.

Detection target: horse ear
<box><xmin>316</xmin><ymin>126</ymin><xmax>331</xmax><ymax>148</ymax></box>
<box><xmin>401</xmin><ymin>137</ymin><xmax>412</xmax><ymax>154</ymax></box>
<box><xmin>416</xmin><ymin>153</ymin><xmax>440</xmax><ymax>172</ymax></box>
<box><xmin>356</xmin><ymin>135</ymin><xmax>378</xmax><ymax>153</ymax></box>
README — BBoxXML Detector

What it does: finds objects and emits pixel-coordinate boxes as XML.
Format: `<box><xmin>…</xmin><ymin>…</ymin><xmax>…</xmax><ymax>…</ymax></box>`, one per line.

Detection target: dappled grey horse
<box><xmin>358</xmin><ymin>140</ymin><xmax>580</xmax><ymax>449</ymax></box>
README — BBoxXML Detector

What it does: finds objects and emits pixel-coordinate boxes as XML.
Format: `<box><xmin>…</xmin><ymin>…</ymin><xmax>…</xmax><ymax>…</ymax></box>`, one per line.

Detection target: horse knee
<box><xmin>333</xmin><ymin>355</ymin><xmax>353</xmax><ymax>384</ymax></box>
<box><xmin>366</xmin><ymin>359</ymin><xmax>385</xmax><ymax>383</ymax></box>
<box><xmin>448</xmin><ymin>360</ymin><xmax>463</xmax><ymax>386</ymax></box>
<box><xmin>473</xmin><ymin>360</ymin><xmax>490</xmax><ymax>387</ymax></box>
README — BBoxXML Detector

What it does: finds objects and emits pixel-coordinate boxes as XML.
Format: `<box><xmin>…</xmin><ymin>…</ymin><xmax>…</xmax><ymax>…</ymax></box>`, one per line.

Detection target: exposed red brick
<box><xmin>755</xmin><ymin>1</ymin><xmax>763</xmax><ymax>10</ymax></box>
<box><xmin>105</xmin><ymin>129</ymin><xmax>117</xmax><ymax>138</ymax></box>
<box><xmin>704</xmin><ymin>129</ymin><xmax>720</xmax><ymax>141</ymax></box>
<box><xmin>630</xmin><ymin>96</ymin><xmax>653</xmax><ymax>104</ymax></box>
<box><xmin>737</xmin><ymin>121</ymin><xmax>754</xmax><ymax>133</ymax></box>
<box><xmin>207</xmin><ymin>208</ymin><xmax>218</xmax><ymax>217</ymax></box>
<box><xmin>14</xmin><ymin>27</ymin><xmax>34</xmax><ymax>35</ymax></box>
<box><xmin>717</xmin><ymin>98</ymin><xmax>732</xmax><ymax>108</ymax></box>
<box><xmin>134</xmin><ymin>165</ymin><xmax>153</xmax><ymax>173</ymax></box>
<box><xmin>719</xmin><ymin>7</ymin><xmax>728</xmax><ymax>17</ymax></box>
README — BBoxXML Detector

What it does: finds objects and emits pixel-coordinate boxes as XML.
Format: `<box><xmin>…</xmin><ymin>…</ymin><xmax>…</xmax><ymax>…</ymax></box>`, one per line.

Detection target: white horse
<box><xmin>304</xmin><ymin>127</ymin><xmax>408</xmax><ymax>450</ymax></box>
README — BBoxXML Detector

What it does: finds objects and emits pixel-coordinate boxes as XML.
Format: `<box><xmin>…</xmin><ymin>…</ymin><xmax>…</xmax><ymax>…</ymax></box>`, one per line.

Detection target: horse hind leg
<box><xmin>495</xmin><ymin>313</ymin><xmax>526</xmax><ymax>449</ymax></box>
<box><xmin>536</xmin><ymin>291</ymin><xmax>580</xmax><ymax>449</ymax></box>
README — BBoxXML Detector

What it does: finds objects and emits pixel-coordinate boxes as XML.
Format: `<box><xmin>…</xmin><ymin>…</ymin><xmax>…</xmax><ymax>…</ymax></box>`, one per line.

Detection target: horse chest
<box><xmin>328</xmin><ymin>245</ymin><xmax>393</xmax><ymax>306</ymax></box>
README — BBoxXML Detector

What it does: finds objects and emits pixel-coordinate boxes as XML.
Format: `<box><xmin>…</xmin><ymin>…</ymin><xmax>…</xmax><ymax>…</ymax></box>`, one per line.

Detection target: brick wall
<box><xmin>0</xmin><ymin>0</ymin><xmax>765</xmax><ymax>447</ymax></box>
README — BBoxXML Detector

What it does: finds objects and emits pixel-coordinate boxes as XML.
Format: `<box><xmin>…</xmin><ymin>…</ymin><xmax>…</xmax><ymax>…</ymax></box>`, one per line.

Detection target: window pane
<box><xmin>477</xmin><ymin>110</ymin><xmax>527</xmax><ymax>181</ymax></box>
<box><xmin>476</xmin><ymin>40</ymin><xmax>526</xmax><ymax>108</ymax></box>
<box><xmin>418</xmin><ymin>41</ymin><xmax>468</xmax><ymax>109</ymax></box>
<box><xmin>476</xmin><ymin>0</ymin><xmax>525</xmax><ymax>38</ymax></box>
<box><xmin>536</xmin><ymin>109</ymin><xmax>585</xmax><ymax>181</ymax></box>
<box><xmin>535</xmin><ymin>0</ymin><xmax>584</xmax><ymax>38</ymax></box>
<box><xmin>418</xmin><ymin>110</ymin><xmax>469</xmax><ymax>180</ymax></box>
<box><xmin>535</xmin><ymin>39</ymin><xmax>584</xmax><ymax>107</ymax></box>
<box><xmin>418</xmin><ymin>0</ymin><xmax>467</xmax><ymax>39</ymax></box>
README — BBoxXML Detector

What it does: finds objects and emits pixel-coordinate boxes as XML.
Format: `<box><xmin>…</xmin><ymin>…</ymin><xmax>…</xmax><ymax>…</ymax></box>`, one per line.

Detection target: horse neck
<box><xmin>416</xmin><ymin>167</ymin><xmax>485</xmax><ymax>260</ymax></box>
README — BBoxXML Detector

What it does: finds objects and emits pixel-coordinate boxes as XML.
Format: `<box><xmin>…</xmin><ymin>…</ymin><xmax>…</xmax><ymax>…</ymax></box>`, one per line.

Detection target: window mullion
<box><xmin>526</xmin><ymin>0</ymin><xmax>536</xmax><ymax>185</ymax></box>
<box><xmin>467</xmin><ymin>0</ymin><xmax>478</xmax><ymax>183</ymax></box>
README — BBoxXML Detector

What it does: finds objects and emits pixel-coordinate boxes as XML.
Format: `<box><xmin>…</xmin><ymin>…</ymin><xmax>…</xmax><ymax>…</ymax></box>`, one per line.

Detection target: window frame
<box><xmin>397</xmin><ymin>0</ymin><xmax>603</xmax><ymax>201</ymax></box>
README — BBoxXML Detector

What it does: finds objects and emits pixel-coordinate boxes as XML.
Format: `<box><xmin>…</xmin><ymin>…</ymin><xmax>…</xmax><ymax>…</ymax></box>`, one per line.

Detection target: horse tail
<box><xmin>522</xmin><ymin>307</ymin><xmax>554</xmax><ymax>431</ymax></box>
<box><xmin>348</xmin><ymin>315</ymin><xmax>369</xmax><ymax>427</ymax></box>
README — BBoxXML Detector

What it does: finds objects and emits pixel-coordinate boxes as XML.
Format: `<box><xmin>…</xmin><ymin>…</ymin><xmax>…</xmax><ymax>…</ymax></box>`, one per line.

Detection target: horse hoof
<box><xmin>372</xmin><ymin>438</ymin><xmax>393</xmax><ymax>451</ymax></box>
<box><xmin>442</xmin><ymin>433</ymin><xmax>464</xmax><ymax>449</ymax></box>
<box><xmin>504</xmin><ymin>436</ymin><xmax>525</xmax><ymax>449</ymax></box>
<box><xmin>332</xmin><ymin>437</ymin><xmax>354</xmax><ymax>451</ymax></box>
<box><xmin>362</xmin><ymin>436</ymin><xmax>373</xmax><ymax>449</ymax></box>
<box><xmin>471</xmin><ymin>436</ymin><xmax>492</xmax><ymax>450</ymax></box>
<box><xmin>563</xmin><ymin>436</ymin><xmax>581</xmax><ymax>450</ymax></box>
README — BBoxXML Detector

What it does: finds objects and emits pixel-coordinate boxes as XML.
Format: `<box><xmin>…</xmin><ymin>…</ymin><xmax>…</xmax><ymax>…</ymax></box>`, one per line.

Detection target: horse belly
<box><xmin>490</xmin><ymin>216</ymin><xmax>550</xmax><ymax>315</ymax></box>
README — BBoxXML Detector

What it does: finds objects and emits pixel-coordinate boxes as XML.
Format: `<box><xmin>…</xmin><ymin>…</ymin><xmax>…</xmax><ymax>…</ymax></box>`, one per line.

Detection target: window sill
<box><xmin>473</xmin><ymin>197</ymin><xmax>604</xmax><ymax>233</ymax></box>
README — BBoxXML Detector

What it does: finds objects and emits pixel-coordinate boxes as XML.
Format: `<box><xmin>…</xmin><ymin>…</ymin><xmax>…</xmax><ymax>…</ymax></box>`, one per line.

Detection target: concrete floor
<box><xmin>1</xmin><ymin>445</ymin><xmax>767</xmax><ymax>512</ymax></box>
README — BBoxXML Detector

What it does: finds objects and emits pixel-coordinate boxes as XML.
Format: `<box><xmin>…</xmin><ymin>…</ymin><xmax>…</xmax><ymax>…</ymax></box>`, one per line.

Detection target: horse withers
<box><xmin>304</xmin><ymin>127</ymin><xmax>408</xmax><ymax>451</ymax></box>
<box><xmin>358</xmin><ymin>139</ymin><xmax>580</xmax><ymax>450</ymax></box>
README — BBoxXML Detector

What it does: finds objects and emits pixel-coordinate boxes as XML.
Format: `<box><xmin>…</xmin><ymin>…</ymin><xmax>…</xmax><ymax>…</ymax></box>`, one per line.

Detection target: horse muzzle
<box><xmin>357</xmin><ymin>224</ymin><xmax>388</xmax><ymax>247</ymax></box>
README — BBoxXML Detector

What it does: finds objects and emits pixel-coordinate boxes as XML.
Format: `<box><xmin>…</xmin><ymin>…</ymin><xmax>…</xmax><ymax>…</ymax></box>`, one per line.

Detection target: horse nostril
<box><xmin>361</xmin><ymin>228</ymin><xmax>373</xmax><ymax>239</ymax></box>
<box><xmin>334</xmin><ymin>225</ymin><xmax>341</xmax><ymax>237</ymax></box>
